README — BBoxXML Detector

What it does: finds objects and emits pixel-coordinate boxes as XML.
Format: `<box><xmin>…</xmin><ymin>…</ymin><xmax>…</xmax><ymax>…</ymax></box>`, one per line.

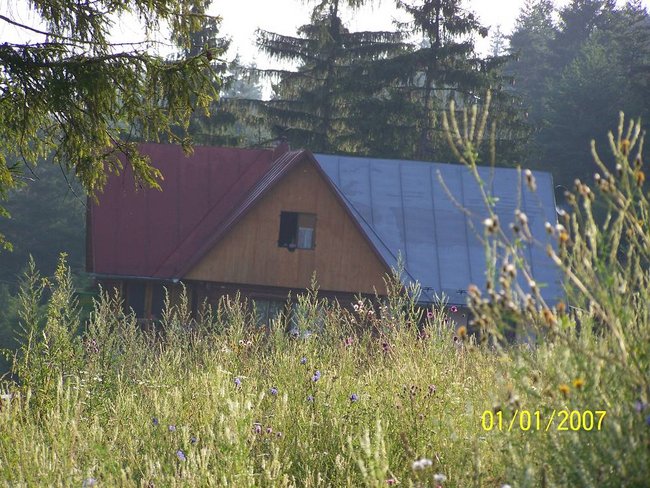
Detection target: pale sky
<box><xmin>216</xmin><ymin>0</ymin><xmax>539</xmax><ymax>66</ymax></box>
<box><xmin>2</xmin><ymin>0</ymin><xmax>648</xmax><ymax>73</ymax></box>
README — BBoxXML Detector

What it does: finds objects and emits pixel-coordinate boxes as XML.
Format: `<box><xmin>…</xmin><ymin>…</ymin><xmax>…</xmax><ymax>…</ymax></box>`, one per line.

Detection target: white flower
<box><xmin>412</xmin><ymin>458</ymin><xmax>433</xmax><ymax>470</ymax></box>
<box><xmin>501</xmin><ymin>484</ymin><xmax>513</xmax><ymax>488</ymax></box>
<box><xmin>434</xmin><ymin>473</ymin><xmax>447</xmax><ymax>482</ymax></box>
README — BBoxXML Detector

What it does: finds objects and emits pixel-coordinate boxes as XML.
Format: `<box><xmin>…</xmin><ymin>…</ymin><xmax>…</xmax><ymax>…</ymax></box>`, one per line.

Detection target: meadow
<box><xmin>0</xmin><ymin>109</ymin><xmax>649</xmax><ymax>487</ymax></box>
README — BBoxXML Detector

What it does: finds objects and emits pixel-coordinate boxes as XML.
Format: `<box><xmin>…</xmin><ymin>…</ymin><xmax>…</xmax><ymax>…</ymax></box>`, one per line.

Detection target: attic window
<box><xmin>278</xmin><ymin>212</ymin><xmax>316</xmax><ymax>250</ymax></box>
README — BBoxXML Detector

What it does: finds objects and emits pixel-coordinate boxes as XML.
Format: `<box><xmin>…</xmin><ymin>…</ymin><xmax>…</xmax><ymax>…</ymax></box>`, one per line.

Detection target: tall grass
<box><xmin>0</xmin><ymin>102</ymin><xmax>648</xmax><ymax>487</ymax></box>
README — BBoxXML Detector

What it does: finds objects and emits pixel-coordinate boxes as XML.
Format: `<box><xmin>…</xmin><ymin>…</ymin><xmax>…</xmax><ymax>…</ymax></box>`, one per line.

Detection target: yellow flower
<box><xmin>457</xmin><ymin>325</ymin><xmax>468</xmax><ymax>340</ymax></box>
<box><xmin>559</xmin><ymin>384</ymin><xmax>570</xmax><ymax>397</ymax></box>
<box><xmin>634</xmin><ymin>170</ymin><xmax>645</xmax><ymax>186</ymax></box>
<box><xmin>620</xmin><ymin>139</ymin><xmax>630</xmax><ymax>156</ymax></box>
<box><xmin>573</xmin><ymin>378</ymin><xmax>585</xmax><ymax>389</ymax></box>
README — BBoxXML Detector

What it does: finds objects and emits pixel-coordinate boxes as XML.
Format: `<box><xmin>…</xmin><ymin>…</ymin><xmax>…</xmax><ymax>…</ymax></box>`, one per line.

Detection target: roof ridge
<box><xmin>152</xmin><ymin>148</ymin><xmax>274</xmax><ymax>277</ymax></box>
<box><xmin>174</xmin><ymin>149</ymin><xmax>310</xmax><ymax>277</ymax></box>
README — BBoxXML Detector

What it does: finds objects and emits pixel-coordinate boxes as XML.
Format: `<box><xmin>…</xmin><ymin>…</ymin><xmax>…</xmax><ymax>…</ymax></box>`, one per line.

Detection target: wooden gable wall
<box><xmin>185</xmin><ymin>157</ymin><xmax>389</xmax><ymax>295</ymax></box>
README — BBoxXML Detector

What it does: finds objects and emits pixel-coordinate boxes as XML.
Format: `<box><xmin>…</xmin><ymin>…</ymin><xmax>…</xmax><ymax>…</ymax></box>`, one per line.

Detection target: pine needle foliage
<box><xmin>0</xmin><ymin>0</ymin><xmax>227</xmax><ymax>247</ymax></box>
<box><xmin>256</xmin><ymin>0</ymin><xmax>407</xmax><ymax>153</ymax></box>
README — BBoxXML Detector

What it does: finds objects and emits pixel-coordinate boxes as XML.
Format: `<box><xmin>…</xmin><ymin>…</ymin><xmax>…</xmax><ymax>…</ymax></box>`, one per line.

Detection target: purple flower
<box><xmin>312</xmin><ymin>370</ymin><xmax>321</xmax><ymax>382</ymax></box>
<box><xmin>190</xmin><ymin>436</ymin><xmax>197</xmax><ymax>444</ymax></box>
<box><xmin>82</xmin><ymin>478</ymin><xmax>97</xmax><ymax>488</ymax></box>
<box><xmin>176</xmin><ymin>449</ymin><xmax>186</xmax><ymax>462</ymax></box>
<box><xmin>253</xmin><ymin>423</ymin><xmax>262</xmax><ymax>434</ymax></box>
<box><xmin>307</xmin><ymin>395</ymin><xmax>314</xmax><ymax>402</ymax></box>
<box><xmin>635</xmin><ymin>400</ymin><xmax>647</xmax><ymax>413</ymax></box>
<box><xmin>300</xmin><ymin>357</ymin><xmax>307</xmax><ymax>365</ymax></box>
<box><xmin>270</xmin><ymin>387</ymin><xmax>278</xmax><ymax>396</ymax></box>
<box><xmin>350</xmin><ymin>393</ymin><xmax>359</xmax><ymax>402</ymax></box>
<box><xmin>234</xmin><ymin>377</ymin><xmax>241</xmax><ymax>387</ymax></box>
<box><xmin>168</xmin><ymin>425</ymin><xmax>176</xmax><ymax>433</ymax></box>
<box><xmin>427</xmin><ymin>310</ymin><xmax>434</xmax><ymax>319</ymax></box>
<box><xmin>152</xmin><ymin>417</ymin><xmax>159</xmax><ymax>426</ymax></box>
<box><xmin>344</xmin><ymin>336</ymin><xmax>354</xmax><ymax>347</ymax></box>
<box><xmin>450</xmin><ymin>305</ymin><xmax>458</xmax><ymax>313</ymax></box>
<box><xmin>266</xmin><ymin>427</ymin><xmax>273</xmax><ymax>434</ymax></box>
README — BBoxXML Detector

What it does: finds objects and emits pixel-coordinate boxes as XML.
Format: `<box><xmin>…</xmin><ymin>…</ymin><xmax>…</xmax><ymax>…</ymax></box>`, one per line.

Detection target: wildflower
<box><xmin>270</xmin><ymin>387</ymin><xmax>278</xmax><ymax>396</ymax></box>
<box><xmin>558</xmin><ymin>229</ymin><xmax>570</xmax><ymax>245</ymax></box>
<box><xmin>515</xmin><ymin>209</ymin><xmax>529</xmax><ymax>225</ymax></box>
<box><xmin>542</xmin><ymin>308</ymin><xmax>556</xmax><ymax>326</ymax></box>
<box><xmin>635</xmin><ymin>170</ymin><xmax>645</xmax><ymax>186</ymax></box>
<box><xmin>168</xmin><ymin>425</ymin><xmax>176</xmax><ymax>433</ymax></box>
<box><xmin>457</xmin><ymin>326</ymin><xmax>467</xmax><ymax>340</ymax></box>
<box><xmin>433</xmin><ymin>474</ymin><xmax>447</xmax><ymax>482</ymax></box>
<box><xmin>266</xmin><ymin>427</ymin><xmax>273</xmax><ymax>434</ymax></box>
<box><xmin>82</xmin><ymin>478</ymin><xmax>97</xmax><ymax>488</ymax></box>
<box><xmin>525</xmin><ymin>169</ymin><xmax>537</xmax><ymax>191</ymax></box>
<box><xmin>190</xmin><ymin>436</ymin><xmax>197</xmax><ymax>444</ymax></box>
<box><xmin>634</xmin><ymin>400</ymin><xmax>647</xmax><ymax>413</ymax></box>
<box><xmin>312</xmin><ymin>370</ymin><xmax>321</xmax><ymax>382</ymax></box>
<box><xmin>253</xmin><ymin>423</ymin><xmax>262</xmax><ymax>434</ymax></box>
<box><xmin>428</xmin><ymin>384</ymin><xmax>436</xmax><ymax>396</ymax></box>
<box><xmin>176</xmin><ymin>450</ymin><xmax>186</xmax><ymax>462</ymax></box>
<box><xmin>350</xmin><ymin>393</ymin><xmax>359</xmax><ymax>402</ymax></box>
<box><xmin>300</xmin><ymin>357</ymin><xmax>307</xmax><ymax>365</ymax></box>
<box><xmin>450</xmin><ymin>305</ymin><xmax>458</xmax><ymax>313</ymax></box>
<box><xmin>307</xmin><ymin>395</ymin><xmax>314</xmax><ymax>403</ymax></box>
<box><xmin>412</xmin><ymin>458</ymin><xmax>433</xmax><ymax>470</ymax></box>
<box><xmin>276</xmin><ymin>431</ymin><xmax>283</xmax><ymax>438</ymax></box>
<box><xmin>344</xmin><ymin>336</ymin><xmax>354</xmax><ymax>347</ymax></box>
<box><xmin>152</xmin><ymin>417</ymin><xmax>159</xmax><ymax>426</ymax></box>
<box><xmin>234</xmin><ymin>377</ymin><xmax>241</xmax><ymax>387</ymax></box>
<box><xmin>427</xmin><ymin>310</ymin><xmax>434</xmax><ymax>319</ymax></box>
<box><xmin>620</xmin><ymin>138</ymin><xmax>630</xmax><ymax>156</ymax></box>
<box><xmin>504</xmin><ymin>263</ymin><xmax>516</xmax><ymax>278</ymax></box>
<box><xmin>483</xmin><ymin>217</ymin><xmax>498</xmax><ymax>234</ymax></box>
<box><xmin>528</xmin><ymin>280</ymin><xmax>537</xmax><ymax>291</ymax></box>
<box><xmin>572</xmin><ymin>378</ymin><xmax>585</xmax><ymax>389</ymax></box>
<box><xmin>386</xmin><ymin>479</ymin><xmax>396</xmax><ymax>485</ymax></box>
<box><xmin>559</xmin><ymin>384</ymin><xmax>570</xmax><ymax>398</ymax></box>
<box><xmin>502</xmin><ymin>485</ymin><xmax>513</xmax><ymax>488</ymax></box>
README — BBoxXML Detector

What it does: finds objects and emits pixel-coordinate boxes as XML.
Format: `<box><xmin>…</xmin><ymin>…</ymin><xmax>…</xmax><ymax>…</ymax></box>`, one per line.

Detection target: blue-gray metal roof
<box><xmin>314</xmin><ymin>154</ymin><xmax>562</xmax><ymax>304</ymax></box>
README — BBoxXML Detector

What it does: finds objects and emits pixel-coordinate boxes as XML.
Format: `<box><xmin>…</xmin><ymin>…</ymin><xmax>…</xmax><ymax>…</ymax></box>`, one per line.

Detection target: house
<box><xmin>86</xmin><ymin>143</ymin><xmax>561</xmax><ymax>325</ymax></box>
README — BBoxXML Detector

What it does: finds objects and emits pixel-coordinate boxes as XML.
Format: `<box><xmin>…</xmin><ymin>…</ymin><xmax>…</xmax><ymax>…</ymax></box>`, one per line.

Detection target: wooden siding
<box><xmin>186</xmin><ymin>157</ymin><xmax>390</xmax><ymax>294</ymax></box>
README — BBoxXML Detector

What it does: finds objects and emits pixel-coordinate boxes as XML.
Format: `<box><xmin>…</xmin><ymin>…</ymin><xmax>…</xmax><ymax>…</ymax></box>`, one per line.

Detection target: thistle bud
<box><xmin>524</xmin><ymin>169</ymin><xmax>536</xmax><ymax>191</ymax></box>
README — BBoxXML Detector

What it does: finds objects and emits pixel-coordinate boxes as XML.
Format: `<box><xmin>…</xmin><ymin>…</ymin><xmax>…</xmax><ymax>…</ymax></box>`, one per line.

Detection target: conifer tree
<box><xmin>256</xmin><ymin>0</ymin><xmax>405</xmax><ymax>153</ymax></box>
<box><xmin>389</xmin><ymin>0</ymin><xmax>501</xmax><ymax>161</ymax></box>
<box><xmin>0</xmin><ymin>0</ymin><xmax>225</xmax><ymax>248</ymax></box>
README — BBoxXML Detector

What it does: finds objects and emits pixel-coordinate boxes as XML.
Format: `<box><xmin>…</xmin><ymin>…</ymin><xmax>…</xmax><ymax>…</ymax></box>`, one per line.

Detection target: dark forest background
<box><xmin>1</xmin><ymin>0</ymin><xmax>649</xmax><ymax>370</ymax></box>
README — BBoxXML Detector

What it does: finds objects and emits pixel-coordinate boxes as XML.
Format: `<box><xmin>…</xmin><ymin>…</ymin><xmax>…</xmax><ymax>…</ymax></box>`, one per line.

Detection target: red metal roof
<box><xmin>88</xmin><ymin>143</ymin><xmax>281</xmax><ymax>278</ymax></box>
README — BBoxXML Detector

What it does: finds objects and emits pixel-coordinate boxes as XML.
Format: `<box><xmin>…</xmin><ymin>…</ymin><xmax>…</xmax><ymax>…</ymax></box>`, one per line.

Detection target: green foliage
<box><xmin>0</xmin><ymin>0</ymin><xmax>226</xmax><ymax>248</ymax></box>
<box><xmin>507</xmin><ymin>0</ymin><xmax>650</xmax><ymax>184</ymax></box>
<box><xmin>257</xmin><ymin>0</ymin><xmax>406</xmax><ymax>153</ymax></box>
<box><xmin>442</xmin><ymin>97</ymin><xmax>650</xmax><ymax>486</ymax></box>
